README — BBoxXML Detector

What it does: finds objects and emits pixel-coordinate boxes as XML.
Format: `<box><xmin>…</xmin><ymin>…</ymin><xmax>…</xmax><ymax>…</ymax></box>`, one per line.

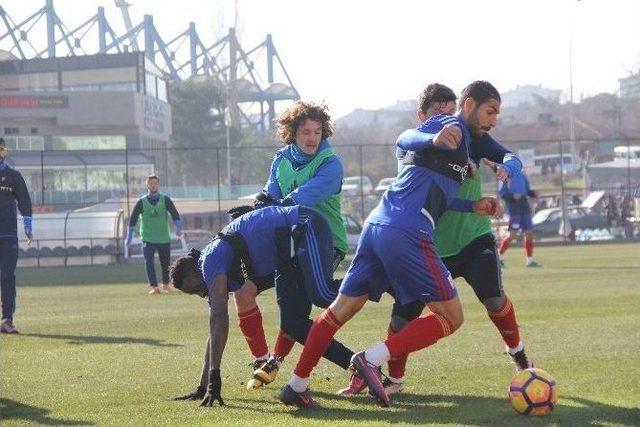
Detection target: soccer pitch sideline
<box><xmin>1</xmin><ymin>243</ymin><xmax>639</xmax><ymax>426</ymax></box>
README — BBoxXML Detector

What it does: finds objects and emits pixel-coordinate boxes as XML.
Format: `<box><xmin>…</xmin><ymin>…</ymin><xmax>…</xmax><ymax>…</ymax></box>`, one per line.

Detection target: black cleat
<box><xmin>510</xmin><ymin>348</ymin><xmax>534</xmax><ymax>372</ymax></box>
<box><xmin>279</xmin><ymin>384</ymin><xmax>320</xmax><ymax>409</ymax></box>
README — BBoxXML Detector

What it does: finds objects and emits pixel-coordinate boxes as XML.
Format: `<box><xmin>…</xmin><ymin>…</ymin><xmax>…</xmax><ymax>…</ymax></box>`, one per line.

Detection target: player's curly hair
<box><xmin>275</xmin><ymin>101</ymin><xmax>334</xmax><ymax>145</ymax></box>
<box><xmin>169</xmin><ymin>248</ymin><xmax>202</xmax><ymax>291</ymax></box>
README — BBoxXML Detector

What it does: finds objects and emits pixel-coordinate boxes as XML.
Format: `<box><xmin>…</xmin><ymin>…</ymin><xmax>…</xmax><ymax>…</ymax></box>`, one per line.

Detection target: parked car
<box><xmin>531</xmin><ymin>206</ymin><xmax>608</xmax><ymax>240</ymax></box>
<box><xmin>342</xmin><ymin>176</ymin><xmax>373</xmax><ymax>196</ymax></box>
<box><xmin>374</xmin><ymin>177</ymin><xmax>396</xmax><ymax>195</ymax></box>
<box><xmin>341</xmin><ymin>213</ymin><xmax>362</xmax><ymax>251</ymax></box>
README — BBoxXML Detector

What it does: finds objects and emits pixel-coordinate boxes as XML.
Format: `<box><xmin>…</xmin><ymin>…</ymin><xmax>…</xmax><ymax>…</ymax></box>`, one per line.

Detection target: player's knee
<box><xmin>446</xmin><ymin>309</ymin><xmax>464</xmax><ymax>332</ymax></box>
<box><xmin>233</xmin><ymin>282</ymin><xmax>258</xmax><ymax>311</ymax></box>
<box><xmin>281</xmin><ymin>316</ymin><xmax>311</xmax><ymax>342</ymax></box>
<box><xmin>482</xmin><ymin>295</ymin><xmax>505</xmax><ymax>312</ymax></box>
<box><xmin>389</xmin><ymin>315</ymin><xmax>410</xmax><ymax>333</ymax></box>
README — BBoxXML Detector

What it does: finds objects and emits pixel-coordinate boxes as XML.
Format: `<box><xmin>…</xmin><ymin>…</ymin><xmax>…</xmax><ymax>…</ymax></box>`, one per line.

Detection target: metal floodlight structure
<box><xmin>0</xmin><ymin>0</ymin><xmax>299</xmax><ymax>130</ymax></box>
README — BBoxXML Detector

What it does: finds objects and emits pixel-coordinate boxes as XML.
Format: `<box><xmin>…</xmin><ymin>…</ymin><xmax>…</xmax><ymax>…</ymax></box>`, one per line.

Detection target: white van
<box><xmin>614</xmin><ymin>146</ymin><xmax>640</xmax><ymax>160</ymax></box>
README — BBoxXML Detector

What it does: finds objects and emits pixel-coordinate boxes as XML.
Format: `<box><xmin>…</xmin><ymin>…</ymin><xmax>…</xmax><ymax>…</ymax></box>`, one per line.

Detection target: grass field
<box><xmin>2</xmin><ymin>243</ymin><xmax>639</xmax><ymax>426</ymax></box>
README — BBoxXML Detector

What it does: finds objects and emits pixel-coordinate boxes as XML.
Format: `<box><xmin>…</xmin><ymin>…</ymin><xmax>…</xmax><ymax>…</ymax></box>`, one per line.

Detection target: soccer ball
<box><xmin>508</xmin><ymin>368</ymin><xmax>558</xmax><ymax>416</ymax></box>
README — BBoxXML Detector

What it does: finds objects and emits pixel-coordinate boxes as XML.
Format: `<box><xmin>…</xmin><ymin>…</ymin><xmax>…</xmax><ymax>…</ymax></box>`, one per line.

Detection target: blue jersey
<box><xmin>499</xmin><ymin>173</ymin><xmax>534</xmax><ymax>215</ymax></box>
<box><xmin>369</xmin><ymin>114</ymin><xmax>474</xmax><ymax>232</ymax></box>
<box><xmin>199</xmin><ymin>206</ymin><xmax>300</xmax><ymax>291</ymax></box>
<box><xmin>0</xmin><ymin>161</ymin><xmax>32</xmax><ymax>239</ymax></box>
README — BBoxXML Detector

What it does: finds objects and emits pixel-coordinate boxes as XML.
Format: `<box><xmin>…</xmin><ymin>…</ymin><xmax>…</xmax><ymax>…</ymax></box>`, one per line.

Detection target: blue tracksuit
<box><xmin>499</xmin><ymin>173</ymin><xmax>535</xmax><ymax>231</ymax></box>
<box><xmin>0</xmin><ymin>160</ymin><xmax>32</xmax><ymax>321</ymax></box>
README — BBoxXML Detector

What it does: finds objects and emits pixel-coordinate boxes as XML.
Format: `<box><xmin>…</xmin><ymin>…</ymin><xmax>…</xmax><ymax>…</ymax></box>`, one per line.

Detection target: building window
<box><xmin>0</xmin><ymin>136</ymin><xmax>44</xmax><ymax>150</ymax></box>
<box><xmin>51</xmin><ymin>135</ymin><xmax>126</xmax><ymax>150</ymax></box>
<box><xmin>31</xmin><ymin>127</ymin><xmax>38</xmax><ymax>135</ymax></box>
<box><xmin>4</xmin><ymin>127</ymin><xmax>19</xmax><ymax>135</ymax></box>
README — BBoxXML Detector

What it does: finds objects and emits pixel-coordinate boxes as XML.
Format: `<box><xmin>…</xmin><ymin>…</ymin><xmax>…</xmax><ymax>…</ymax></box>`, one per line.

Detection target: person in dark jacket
<box><xmin>0</xmin><ymin>138</ymin><xmax>33</xmax><ymax>334</ymax></box>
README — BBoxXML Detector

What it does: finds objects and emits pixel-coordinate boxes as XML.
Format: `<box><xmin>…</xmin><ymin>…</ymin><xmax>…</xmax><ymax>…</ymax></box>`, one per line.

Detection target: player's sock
<box><xmin>273</xmin><ymin>329</ymin><xmax>296</xmax><ymax>360</ymax></box>
<box><xmin>288</xmin><ymin>373</ymin><xmax>309</xmax><ymax>393</ymax></box>
<box><xmin>524</xmin><ymin>235</ymin><xmax>534</xmax><ymax>258</ymax></box>
<box><xmin>384</xmin><ymin>313</ymin><xmax>453</xmax><ymax>357</ymax></box>
<box><xmin>365</xmin><ymin>342</ymin><xmax>391</xmax><ymax>366</ymax></box>
<box><xmin>386</xmin><ymin>327</ymin><xmax>409</xmax><ymax>379</ymax></box>
<box><xmin>499</xmin><ymin>238</ymin><xmax>511</xmax><ymax>255</ymax></box>
<box><xmin>293</xmin><ymin>309</ymin><xmax>343</xmax><ymax>379</ymax></box>
<box><xmin>487</xmin><ymin>296</ymin><xmax>521</xmax><ymax>349</ymax></box>
<box><xmin>237</xmin><ymin>306</ymin><xmax>269</xmax><ymax>359</ymax></box>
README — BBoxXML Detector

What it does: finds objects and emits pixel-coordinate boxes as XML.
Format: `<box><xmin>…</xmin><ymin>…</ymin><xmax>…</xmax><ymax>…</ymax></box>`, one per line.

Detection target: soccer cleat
<box><xmin>148</xmin><ymin>286</ymin><xmax>161</xmax><ymax>295</ymax></box>
<box><xmin>509</xmin><ymin>348</ymin><xmax>534</xmax><ymax>372</ymax></box>
<box><xmin>336</xmin><ymin>367</ymin><xmax>366</xmax><ymax>396</ymax></box>
<box><xmin>350</xmin><ymin>351</ymin><xmax>390</xmax><ymax>407</ymax></box>
<box><xmin>0</xmin><ymin>319</ymin><xmax>19</xmax><ymax>334</ymax></box>
<box><xmin>248</xmin><ymin>356</ymin><xmax>281</xmax><ymax>390</ymax></box>
<box><xmin>279</xmin><ymin>384</ymin><xmax>320</xmax><ymax>409</ymax></box>
<box><xmin>382</xmin><ymin>378</ymin><xmax>404</xmax><ymax>395</ymax></box>
<box><xmin>526</xmin><ymin>260</ymin><xmax>542</xmax><ymax>268</ymax></box>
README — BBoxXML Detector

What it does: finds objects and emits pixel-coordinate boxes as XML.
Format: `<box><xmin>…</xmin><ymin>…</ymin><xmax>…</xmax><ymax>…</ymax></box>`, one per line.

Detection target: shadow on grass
<box><xmin>23</xmin><ymin>333</ymin><xmax>181</xmax><ymax>347</ymax></box>
<box><xmin>0</xmin><ymin>398</ymin><xmax>93</xmax><ymax>426</ymax></box>
<box><xmin>275</xmin><ymin>391</ymin><xmax>640</xmax><ymax>425</ymax></box>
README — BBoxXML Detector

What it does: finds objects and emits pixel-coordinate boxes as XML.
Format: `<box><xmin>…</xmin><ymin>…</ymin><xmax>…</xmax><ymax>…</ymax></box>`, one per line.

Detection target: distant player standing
<box><xmin>126</xmin><ymin>175</ymin><xmax>182</xmax><ymax>294</ymax></box>
<box><xmin>0</xmin><ymin>138</ymin><xmax>33</xmax><ymax>334</ymax></box>
<box><xmin>498</xmin><ymin>171</ymin><xmax>540</xmax><ymax>267</ymax></box>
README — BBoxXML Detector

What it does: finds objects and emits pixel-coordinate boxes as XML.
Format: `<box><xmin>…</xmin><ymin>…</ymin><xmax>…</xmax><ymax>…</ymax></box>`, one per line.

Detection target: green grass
<box><xmin>2</xmin><ymin>243</ymin><xmax>639</xmax><ymax>426</ymax></box>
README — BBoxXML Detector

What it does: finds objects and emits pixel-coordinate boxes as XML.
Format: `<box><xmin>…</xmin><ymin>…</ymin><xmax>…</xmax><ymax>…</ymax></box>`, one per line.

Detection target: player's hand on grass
<box><xmin>433</xmin><ymin>124</ymin><xmax>462</xmax><ymax>150</ymax></box>
<box><xmin>473</xmin><ymin>197</ymin><xmax>501</xmax><ymax>218</ymax></box>
<box><xmin>227</xmin><ymin>205</ymin><xmax>254</xmax><ymax>220</ymax></box>
<box><xmin>173</xmin><ymin>385</ymin><xmax>206</xmax><ymax>400</ymax></box>
<box><xmin>200</xmin><ymin>369</ymin><xmax>224</xmax><ymax>407</ymax></box>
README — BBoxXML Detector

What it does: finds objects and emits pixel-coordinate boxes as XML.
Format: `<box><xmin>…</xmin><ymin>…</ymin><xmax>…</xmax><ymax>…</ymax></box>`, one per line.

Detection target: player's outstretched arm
<box><xmin>201</xmin><ymin>274</ymin><xmax>229</xmax><ymax>407</ymax></box>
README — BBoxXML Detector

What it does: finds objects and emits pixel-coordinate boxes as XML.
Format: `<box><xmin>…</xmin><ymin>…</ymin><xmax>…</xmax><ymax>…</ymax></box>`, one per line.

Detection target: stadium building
<box><xmin>0</xmin><ymin>51</ymin><xmax>171</xmax><ymax>208</ymax></box>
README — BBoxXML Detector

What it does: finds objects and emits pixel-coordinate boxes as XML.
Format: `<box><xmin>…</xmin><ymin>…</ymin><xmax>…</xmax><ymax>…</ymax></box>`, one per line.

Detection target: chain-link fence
<box><xmin>9</xmin><ymin>137</ymin><xmax>640</xmax><ymax>266</ymax></box>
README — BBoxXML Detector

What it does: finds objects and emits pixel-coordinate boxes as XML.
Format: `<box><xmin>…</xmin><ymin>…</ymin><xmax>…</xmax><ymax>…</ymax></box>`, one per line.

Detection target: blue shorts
<box><xmin>508</xmin><ymin>213</ymin><xmax>533</xmax><ymax>232</ymax></box>
<box><xmin>339</xmin><ymin>223</ymin><xmax>457</xmax><ymax>305</ymax></box>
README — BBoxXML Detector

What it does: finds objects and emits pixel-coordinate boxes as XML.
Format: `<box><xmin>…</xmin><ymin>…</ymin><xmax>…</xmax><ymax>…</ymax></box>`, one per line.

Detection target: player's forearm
<box><xmin>447</xmin><ymin>198</ymin><xmax>474</xmax><ymax>213</ymax></box>
<box><xmin>208</xmin><ymin>310</ymin><xmax>229</xmax><ymax>370</ymax></box>
<box><xmin>199</xmin><ymin>337</ymin><xmax>211</xmax><ymax>387</ymax></box>
<box><xmin>396</xmin><ymin>128</ymin><xmax>436</xmax><ymax>151</ymax></box>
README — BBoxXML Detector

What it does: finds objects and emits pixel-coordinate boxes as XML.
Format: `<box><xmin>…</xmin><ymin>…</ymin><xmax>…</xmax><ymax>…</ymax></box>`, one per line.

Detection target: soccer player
<box><xmin>170</xmin><ymin>205</ymin><xmax>355</xmax><ymax>406</ymax></box>
<box><xmin>0</xmin><ymin>137</ymin><xmax>32</xmax><ymax>334</ymax></box>
<box><xmin>126</xmin><ymin>175</ymin><xmax>182</xmax><ymax>294</ymax></box>
<box><xmin>227</xmin><ymin>101</ymin><xmax>347</xmax><ymax>386</ymax></box>
<box><xmin>340</xmin><ymin>83</ymin><xmax>531</xmax><ymax>397</ymax></box>
<box><xmin>279</xmin><ymin>81</ymin><xmax>502</xmax><ymax>408</ymax></box>
<box><xmin>498</xmin><ymin>171</ymin><xmax>540</xmax><ymax>267</ymax></box>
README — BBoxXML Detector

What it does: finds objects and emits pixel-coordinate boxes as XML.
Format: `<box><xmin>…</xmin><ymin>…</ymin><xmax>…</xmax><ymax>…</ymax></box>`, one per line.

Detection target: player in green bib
<box><xmin>126</xmin><ymin>175</ymin><xmax>182</xmax><ymax>294</ymax></box>
<box><xmin>228</xmin><ymin>101</ymin><xmax>348</xmax><ymax>388</ymax></box>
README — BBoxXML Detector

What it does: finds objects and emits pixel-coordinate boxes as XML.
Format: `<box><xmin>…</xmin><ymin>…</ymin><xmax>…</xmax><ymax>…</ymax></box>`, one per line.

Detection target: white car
<box><xmin>374</xmin><ymin>177</ymin><xmax>395</xmax><ymax>194</ymax></box>
<box><xmin>342</xmin><ymin>176</ymin><xmax>373</xmax><ymax>196</ymax></box>
<box><xmin>341</xmin><ymin>213</ymin><xmax>362</xmax><ymax>251</ymax></box>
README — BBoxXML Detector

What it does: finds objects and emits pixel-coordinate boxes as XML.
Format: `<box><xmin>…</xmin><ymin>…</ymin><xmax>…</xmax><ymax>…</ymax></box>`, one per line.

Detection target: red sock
<box><xmin>273</xmin><ymin>329</ymin><xmax>296</xmax><ymax>360</ymax></box>
<box><xmin>386</xmin><ymin>327</ymin><xmax>409</xmax><ymax>379</ymax></box>
<box><xmin>294</xmin><ymin>309</ymin><xmax>342</xmax><ymax>378</ymax></box>
<box><xmin>384</xmin><ymin>313</ymin><xmax>453</xmax><ymax>358</ymax></box>
<box><xmin>487</xmin><ymin>296</ymin><xmax>521</xmax><ymax>349</ymax></box>
<box><xmin>499</xmin><ymin>238</ymin><xmax>511</xmax><ymax>255</ymax></box>
<box><xmin>237</xmin><ymin>306</ymin><xmax>269</xmax><ymax>358</ymax></box>
<box><xmin>524</xmin><ymin>235</ymin><xmax>534</xmax><ymax>257</ymax></box>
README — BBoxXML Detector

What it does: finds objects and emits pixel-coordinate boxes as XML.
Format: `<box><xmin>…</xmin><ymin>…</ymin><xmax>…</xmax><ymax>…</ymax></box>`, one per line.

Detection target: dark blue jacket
<box><xmin>0</xmin><ymin>162</ymin><xmax>32</xmax><ymax>239</ymax></box>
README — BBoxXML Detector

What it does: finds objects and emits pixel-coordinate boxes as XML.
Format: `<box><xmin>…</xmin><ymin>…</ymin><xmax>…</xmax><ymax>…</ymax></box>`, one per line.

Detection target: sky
<box><xmin>3</xmin><ymin>0</ymin><xmax>640</xmax><ymax>118</ymax></box>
